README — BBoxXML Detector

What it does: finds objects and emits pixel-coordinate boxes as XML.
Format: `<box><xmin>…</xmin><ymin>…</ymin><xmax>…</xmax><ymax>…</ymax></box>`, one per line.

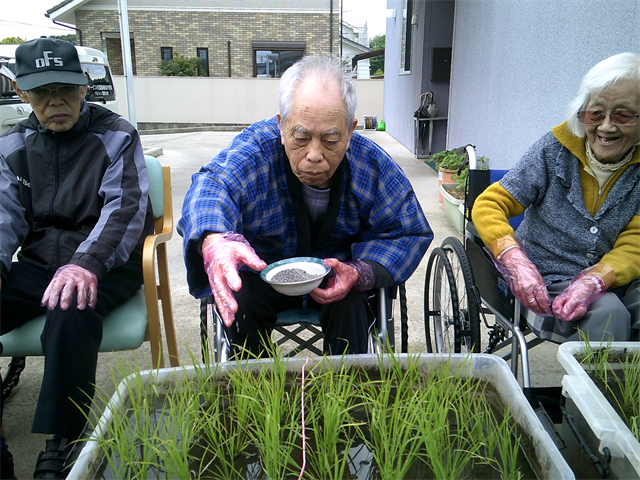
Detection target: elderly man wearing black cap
<box><xmin>0</xmin><ymin>38</ymin><xmax>152</xmax><ymax>479</ymax></box>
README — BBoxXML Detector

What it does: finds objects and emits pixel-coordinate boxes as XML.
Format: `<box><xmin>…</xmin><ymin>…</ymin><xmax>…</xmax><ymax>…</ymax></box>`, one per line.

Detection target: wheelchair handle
<box><xmin>455</xmin><ymin>144</ymin><xmax>479</xmax><ymax>170</ymax></box>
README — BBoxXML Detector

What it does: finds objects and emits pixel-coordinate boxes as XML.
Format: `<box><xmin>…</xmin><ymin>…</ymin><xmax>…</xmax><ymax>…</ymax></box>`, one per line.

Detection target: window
<box><xmin>161</xmin><ymin>47</ymin><xmax>173</xmax><ymax>63</ymax></box>
<box><xmin>400</xmin><ymin>0</ymin><xmax>414</xmax><ymax>72</ymax></box>
<box><xmin>0</xmin><ymin>68</ymin><xmax>19</xmax><ymax>103</ymax></box>
<box><xmin>197</xmin><ymin>48</ymin><xmax>209</xmax><ymax>76</ymax></box>
<box><xmin>252</xmin><ymin>41</ymin><xmax>305</xmax><ymax>78</ymax></box>
<box><xmin>82</xmin><ymin>63</ymin><xmax>116</xmax><ymax>102</ymax></box>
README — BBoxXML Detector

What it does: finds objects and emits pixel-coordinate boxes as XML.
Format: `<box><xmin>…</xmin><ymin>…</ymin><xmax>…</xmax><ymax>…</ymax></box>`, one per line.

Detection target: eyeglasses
<box><xmin>25</xmin><ymin>85</ymin><xmax>82</xmax><ymax>104</ymax></box>
<box><xmin>577</xmin><ymin>110</ymin><xmax>639</xmax><ymax>126</ymax></box>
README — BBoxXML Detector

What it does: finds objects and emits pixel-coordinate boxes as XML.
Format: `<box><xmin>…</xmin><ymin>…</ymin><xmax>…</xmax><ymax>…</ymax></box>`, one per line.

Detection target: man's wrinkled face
<box><xmin>14</xmin><ymin>81</ymin><xmax>87</xmax><ymax>133</ymax></box>
<box><xmin>278</xmin><ymin>78</ymin><xmax>357</xmax><ymax>189</ymax></box>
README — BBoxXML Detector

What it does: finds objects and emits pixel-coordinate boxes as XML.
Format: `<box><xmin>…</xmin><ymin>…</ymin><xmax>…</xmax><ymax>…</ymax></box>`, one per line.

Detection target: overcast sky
<box><xmin>0</xmin><ymin>1</ymin><xmax>388</xmax><ymax>42</ymax></box>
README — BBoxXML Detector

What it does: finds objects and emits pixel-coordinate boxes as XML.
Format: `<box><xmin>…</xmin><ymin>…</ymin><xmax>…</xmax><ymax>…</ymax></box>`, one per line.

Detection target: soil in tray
<box><xmin>94</xmin><ymin>380</ymin><xmax>538</xmax><ymax>480</ymax></box>
<box><xmin>93</xmin><ymin>369</ymin><xmax>541</xmax><ymax>480</ymax></box>
<box><xmin>577</xmin><ymin>349</ymin><xmax>640</xmax><ymax>441</ymax></box>
<box><xmin>188</xmin><ymin>432</ymin><xmax>528</xmax><ymax>480</ymax></box>
<box><xmin>187</xmin><ymin>393</ymin><xmax>539</xmax><ymax>480</ymax></box>
<box><xmin>587</xmin><ymin>371</ymin><xmax>639</xmax><ymax>438</ymax></box>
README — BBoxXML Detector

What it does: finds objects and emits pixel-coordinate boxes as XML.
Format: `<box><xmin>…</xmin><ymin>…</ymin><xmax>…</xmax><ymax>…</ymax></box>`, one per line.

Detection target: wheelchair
<box><xmin>200</xmin><ymin>284</ymin><xmax>409</xmax><ymax>362</ymax></box>
<box><xmin>424</xmin><ymin>145</ymin><xmax>545</xmax><ymax>389</ymax></box>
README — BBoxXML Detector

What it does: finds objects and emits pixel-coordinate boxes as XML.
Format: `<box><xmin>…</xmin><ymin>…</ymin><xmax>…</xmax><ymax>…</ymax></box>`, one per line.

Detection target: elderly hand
<box><xmin>494</xmin><ymin>247</ymin><xmax>552</xmax><ymax>317</ymax></box>
<box><xmin>552</xmin><ymin>268</ymin><xmax>606</xmax><ymax>322</ymax></box>
<box><xmin>202</xmin><ymin>232</ymin><xmax>267</xmax><ymax>327</ymax></box>
<box><xmin>310</xmin><ymin>258</ymin><xmax>375</xmax><ymax>304</ymax></box>
<box><xmin>42</xmin><ymin>264</ymin><xmax>98</xmax><ymax>311</ymax></box>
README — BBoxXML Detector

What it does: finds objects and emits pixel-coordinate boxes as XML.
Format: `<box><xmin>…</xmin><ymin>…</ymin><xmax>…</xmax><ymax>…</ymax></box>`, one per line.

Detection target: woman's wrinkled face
<box><xmin>278</xmin><ymin>77</ymin><xmax>357</xmax><ymax>189</ymax></box>
<box><xmin>583</xmin><ymin>80</ymin><xmax>640</xmax><ymax>164</ymax></box>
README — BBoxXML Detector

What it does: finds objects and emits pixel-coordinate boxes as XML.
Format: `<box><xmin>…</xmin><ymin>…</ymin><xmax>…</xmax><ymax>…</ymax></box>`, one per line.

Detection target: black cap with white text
<box><xmin>15</xmin><ymin>38</ymin><xmax>88</xmax><ymax>91</ymax></box>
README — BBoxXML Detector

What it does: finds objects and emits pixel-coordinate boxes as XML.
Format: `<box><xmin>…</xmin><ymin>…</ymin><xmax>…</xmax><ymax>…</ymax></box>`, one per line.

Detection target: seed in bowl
<box><xmin>271</xmin><ymin>268</ymin><xmax>318</xmax><ymax>283</ymax></box>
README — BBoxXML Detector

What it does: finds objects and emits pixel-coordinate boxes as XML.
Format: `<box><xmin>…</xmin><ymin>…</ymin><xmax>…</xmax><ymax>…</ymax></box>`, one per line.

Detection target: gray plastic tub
<box><xmin>68</xmin><ymin>353</ymin><xmax>574</xmax><ymax>479</ymax></box>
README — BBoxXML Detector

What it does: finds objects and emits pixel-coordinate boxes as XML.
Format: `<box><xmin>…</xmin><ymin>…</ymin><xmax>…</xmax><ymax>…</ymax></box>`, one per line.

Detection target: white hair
<box><xmin>565</xmin><ymin>52</ymin><xmax>640</xmax><ymax>142</ymax></box>
<box><xmin>278</xmin><ymin>55</ymin><xmax>357</xmax><ymax>128</ymax></box>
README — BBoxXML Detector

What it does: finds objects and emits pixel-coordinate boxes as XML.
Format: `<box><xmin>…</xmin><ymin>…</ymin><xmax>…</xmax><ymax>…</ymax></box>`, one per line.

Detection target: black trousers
<box><xmin>1</xmin><ymin>261</ymin><xmax>142</xmax><ymax>437</ymax></box>
<box><xmin>225</xmin><ymin>271</ymin><xmax>374</xmax><ymax>356</ymax></box>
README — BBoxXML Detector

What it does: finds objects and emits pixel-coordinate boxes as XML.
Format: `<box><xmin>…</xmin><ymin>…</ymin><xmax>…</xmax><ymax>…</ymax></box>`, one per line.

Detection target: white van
<box><xmin>75</xmin><ymin>45</ymin><xmax>120</xmax><ymax>114</ymax></box>
<box><xmin>0</xmin><ymin>44</ymin><xmax>119</xmax><ymax>134</ymax></box>
<box><xmin>0</xmin><ymin>62</ymin><xmax>32</xmax><ymax>133</ymax></box>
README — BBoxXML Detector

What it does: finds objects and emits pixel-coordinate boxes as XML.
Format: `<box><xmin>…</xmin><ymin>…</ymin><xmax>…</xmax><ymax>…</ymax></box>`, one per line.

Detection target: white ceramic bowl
<box><xmin>261</xmin><ymin>257</ymin><xmax>330</xmax><ymax>296</ymax></box>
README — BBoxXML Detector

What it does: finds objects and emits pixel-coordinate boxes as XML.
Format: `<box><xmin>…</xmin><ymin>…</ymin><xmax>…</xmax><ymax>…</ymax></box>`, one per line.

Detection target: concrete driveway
<box><xmin>1</xmin><ymin>129</ymin><xmax>565</xmax><ymax>479</ymax></box>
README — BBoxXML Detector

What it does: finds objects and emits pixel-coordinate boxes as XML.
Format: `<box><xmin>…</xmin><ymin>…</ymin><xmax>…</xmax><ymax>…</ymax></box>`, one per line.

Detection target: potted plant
<box><xmin>557</xmin><ymin>340</ymin><xmax>640</xmax><ymax>479</ymax></box>
<box><xmin>439</xmin><ymin>156</ymin><xmax>488</xmax><ymax>235</ymax></box>
<box><xmin>431</xmin><ymin>149</ymin><xmax>465</xmax><ymax>205</ymax></box>
<box><xmin>68</xmin><ymin>352</ymin><xmax>574</xmax><ymax>479</ymax></box>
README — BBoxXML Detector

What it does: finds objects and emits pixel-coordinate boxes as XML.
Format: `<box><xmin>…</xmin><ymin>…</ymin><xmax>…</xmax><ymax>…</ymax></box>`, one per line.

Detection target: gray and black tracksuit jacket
<box><xmin>0</xmin><ymin>101</ymin><xmax>153</xmax><ymax>282</ymax></box>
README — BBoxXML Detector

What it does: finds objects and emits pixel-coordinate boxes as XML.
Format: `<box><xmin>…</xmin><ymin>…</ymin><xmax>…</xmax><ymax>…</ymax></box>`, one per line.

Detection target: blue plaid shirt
<box><xmin>178</xmin><ymin>116</ymin><xmax>433</xmax><ymax>298</ymax></box>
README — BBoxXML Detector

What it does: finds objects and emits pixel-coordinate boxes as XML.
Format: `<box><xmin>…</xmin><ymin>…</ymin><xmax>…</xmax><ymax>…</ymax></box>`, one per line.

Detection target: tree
<box><xmin>50</xmin><ymin>34</ymin><xmax>77</xmax><ymax>44</ymax></box>
<box><xmin>369</xmin><ymin>34</ymin><xmax>385</xmax><ymax>77</ymax></box>
<box><xmin>1</xmin><ymin>37</ymin><xmax>26</xmax><ymax>44</ymax></box>
<box><xmin>157</xmin><ymin>53</ymin><xmax>205</xmax><ymax>76</ymax></box>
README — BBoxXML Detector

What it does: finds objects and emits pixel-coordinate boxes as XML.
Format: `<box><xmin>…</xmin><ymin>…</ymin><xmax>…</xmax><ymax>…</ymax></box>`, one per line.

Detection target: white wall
<box><xmin>112</xmin><ymin>76</ymin><xmax>384</xmax><ymax>127</ymax></box>
<box><xmin>448</xmin><ymin>0</ymin><xmax>640</xmax><ymax>169</ymax></box>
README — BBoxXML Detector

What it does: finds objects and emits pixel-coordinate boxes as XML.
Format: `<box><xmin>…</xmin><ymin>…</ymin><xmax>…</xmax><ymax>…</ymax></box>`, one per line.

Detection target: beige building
<box><xmin>47</xmin><ymin>0</ymin><xmax>341</xmax><ymax>77</ymax></box>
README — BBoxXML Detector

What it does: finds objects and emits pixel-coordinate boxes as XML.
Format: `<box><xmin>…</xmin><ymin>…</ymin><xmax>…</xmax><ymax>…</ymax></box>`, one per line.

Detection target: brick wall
<box><xmin>77</xmin><ymin>10</ymin><xmax>340</xmax><ymax>77</ymax></box>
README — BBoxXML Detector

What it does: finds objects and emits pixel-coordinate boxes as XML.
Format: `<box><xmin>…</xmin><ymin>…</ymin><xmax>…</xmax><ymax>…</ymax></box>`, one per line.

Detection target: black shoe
<box><xmin>1</xmin><ymin>434</ymin><xmax>17</xmax><ymax>480</ymax></box>
<box><xmin>33</xmin><ymin>438</ymin><xmax>72</xmax><ymax>479</ymax></box>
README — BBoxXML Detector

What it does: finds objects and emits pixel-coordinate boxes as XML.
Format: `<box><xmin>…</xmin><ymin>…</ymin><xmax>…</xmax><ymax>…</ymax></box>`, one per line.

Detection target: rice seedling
<box><xmin>355</xmin><ymin>352</ymin><xmax>428</xmax><ymax>479</ymax></box>
<box><xmin>243</xmin><ymin>353</ymin><xmax>302</xmax><ymax>480</ymax></box>
<box><xmin>76</xmin><ymin>351</ymin><xmax>536</xmax><ymax>479</ymax></box>
<box><xmin>86</xmin><ymin>358</ymin><xmax>189</xmax><ymax>479</ymax></box>
<box><xmin>415</xmin><ymin>362</ymin><xmax>484</xmax><ymax>479</ymax></box>
<box><xmin>477</xmin><ymin>406</ymin><xmax>523</xmax><ymax>480</ymax></box>
<box><xmin>304</xmin><ymin>359</ymin><xmax>362</xmax><ymax>479</ymax></box>
<box><xmin>577</xmin><ymin>333</ymin><xmax>640</xmax><ymax>442</ymax></box>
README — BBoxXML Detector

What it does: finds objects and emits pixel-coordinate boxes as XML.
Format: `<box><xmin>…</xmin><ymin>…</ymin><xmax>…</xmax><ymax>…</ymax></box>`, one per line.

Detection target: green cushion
<box><xmin>0</xmin><ymin>288</ymin><xmax>148</xmax><ymax>357</ymax></box>
<box><xmin>145</xmin><ymin>155</ymin><xmax>163</xmax><ymax>218</ymax></box>
<box><xmin>275</xmin><ymin>308</ymin><xmax>321</xmax><ymax>327</ymax></box>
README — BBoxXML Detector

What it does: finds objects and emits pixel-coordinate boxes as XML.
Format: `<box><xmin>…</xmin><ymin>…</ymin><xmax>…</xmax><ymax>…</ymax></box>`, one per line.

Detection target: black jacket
<box><xmin>0</xmin><ymin>101</ymin><xmax>153</xmax><ymax>281</ymax></box>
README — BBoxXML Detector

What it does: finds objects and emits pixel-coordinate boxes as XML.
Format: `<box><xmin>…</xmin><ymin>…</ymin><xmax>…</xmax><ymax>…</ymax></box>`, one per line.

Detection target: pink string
<box><xmin>298</xmin><ymin>356</ymin><xmax>310</xmax><ymax>480</ymax></box>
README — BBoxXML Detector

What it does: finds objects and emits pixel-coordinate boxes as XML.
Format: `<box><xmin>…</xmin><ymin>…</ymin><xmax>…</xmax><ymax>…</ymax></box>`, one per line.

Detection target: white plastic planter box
<box><xmin>440</xmin><ymin>183</ymin><xmax>465</xmax><ymax>235</ymax></box>
<box><xmin>69</xmin><ymin>354</ymin><xmax>573</xmax><ymax>479</ymax></box>
<box><xmin>558</xmin><ymin>342</ymin><xmax>640</xmax><ymax>479</ymax></box>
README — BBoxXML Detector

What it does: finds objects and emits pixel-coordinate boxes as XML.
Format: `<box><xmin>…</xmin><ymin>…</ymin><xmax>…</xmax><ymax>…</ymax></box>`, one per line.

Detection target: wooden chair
<box><xmin>1</xmin><ymin>156</ymin><xmax>179</xmax><ymax>401</ymax></box>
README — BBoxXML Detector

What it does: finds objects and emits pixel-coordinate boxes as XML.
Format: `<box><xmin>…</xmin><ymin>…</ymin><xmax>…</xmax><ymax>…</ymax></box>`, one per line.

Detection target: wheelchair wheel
<box><xmin>424</xmin><ymin>247</ymin><xmax>461</xmax><ymax>353</ymax></box>
<box><xmin>439</xmin><ymin>237</ymin><xmax>483</xmax><ymax>353</ymax></box>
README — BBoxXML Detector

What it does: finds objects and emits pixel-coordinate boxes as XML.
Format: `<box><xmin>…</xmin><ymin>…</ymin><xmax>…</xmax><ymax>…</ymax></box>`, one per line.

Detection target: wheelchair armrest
<box><xmin>464</xmin><ymin>227</ymin><xmax>516</xmax><ymax>320</ymax></box>
<box><xmin>465</xmin><ymin>221</ymin><xmax>480</xmax><ymax>241</ymax></box>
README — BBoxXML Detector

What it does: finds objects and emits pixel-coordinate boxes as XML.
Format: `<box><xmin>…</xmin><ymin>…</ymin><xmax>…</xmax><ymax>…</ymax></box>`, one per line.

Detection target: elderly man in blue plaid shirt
<box><xmin>178</xmin><ymin>56</ymin><xmax>433</xmax><ymax>355</ymax></box>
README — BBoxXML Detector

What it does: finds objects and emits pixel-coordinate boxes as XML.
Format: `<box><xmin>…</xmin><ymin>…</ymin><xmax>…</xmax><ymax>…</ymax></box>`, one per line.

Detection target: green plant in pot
<box><xmin>432</xmin><ymin>149</ymin><xmax>466</xmax><ymax>204</ymax></box>
<box><xmin>432</xmin><ymin>148</ymin><xmax>465</xmax><ymax>173</ymax></box>
<box><xmin>451</xmin><ymin>156</ymin><xmax>489</xmax><ymax>199</ymax></box>
<box><xmin>439</xmin><ymin>155</ymin><xmax>489</xmax><ymax>235</ymax></box>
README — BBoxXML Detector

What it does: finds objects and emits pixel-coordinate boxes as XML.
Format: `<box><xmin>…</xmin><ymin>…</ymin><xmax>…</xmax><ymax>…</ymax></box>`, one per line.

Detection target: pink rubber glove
<box><xmin>202</xmin><ymin>232</ymin><xmax>267</xmax><ymax>327</ymax></box>
<box><xmin>42</xmin><ymin>264</ymin><xmax>98</xmax><ymax>311</ymax></box>
<box><xmin>552</xmin><ymin>267</ymin><xmax>606</xmax><ymax>322</ymax></box>
<box><xmin>310</xmin><ymin>258</ymin><xmax>374</xmax><ymax>304</ymax></box>
<box><xmin>488</xmin><ymin>246</ymin><xmax>552</xmax><ymax>317</ymax></box>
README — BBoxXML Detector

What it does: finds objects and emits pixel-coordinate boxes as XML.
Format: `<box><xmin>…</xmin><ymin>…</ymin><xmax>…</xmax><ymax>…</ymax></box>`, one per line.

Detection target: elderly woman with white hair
<box><xmin>473</xmin><ymin>52</ymin><xmax>640</xmax><ymax>342</ymax></box>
